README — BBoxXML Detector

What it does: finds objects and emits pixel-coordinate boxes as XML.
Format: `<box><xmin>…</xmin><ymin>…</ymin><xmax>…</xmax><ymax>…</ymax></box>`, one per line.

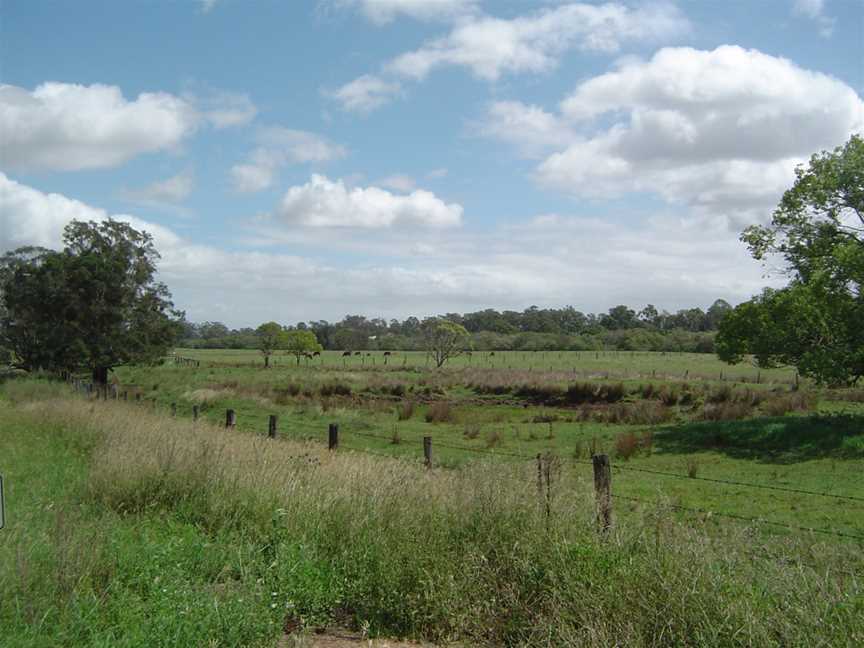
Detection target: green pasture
<box><xmin>110</xmin><ymin>350</ymin><xmax>864</xmax><ymax>542</ymax></box>
<box><xmin>173</xmin><ymin>348</ymin><xmax>798</xmax><ymax>384</ymax></box>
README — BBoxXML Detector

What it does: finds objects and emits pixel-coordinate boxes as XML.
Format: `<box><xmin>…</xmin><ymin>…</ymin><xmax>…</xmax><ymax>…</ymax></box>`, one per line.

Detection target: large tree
<box><xmin>717</xmin><ymin>135</ymin><xmax>864</xmax><ymax>385</ymax></box>
<box><xmin>423</xmin><ymin>318</ymin><xmax>471</xmax><ymax>368</ymax></box>
<box><xmin>256</xmin><ymin>321</ymin><xmax>286</xmax><ymax>368</ymax></box>
<box><xmin>0</xmin><ymin>220</ymin><xmax>183</xmax><ymax>383</ymax></box>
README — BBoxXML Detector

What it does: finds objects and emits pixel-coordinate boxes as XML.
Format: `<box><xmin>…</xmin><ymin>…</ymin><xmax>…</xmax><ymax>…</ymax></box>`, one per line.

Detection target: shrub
<box><xmin>425</xmin><ymin>402</ymin><xmax>455</xmax><ymax>424</ymax></box>
<box><xmin>762</xmin><ymin>392</ymin><xmax>817</xmax><ymax>416</ymax></box>
<box><xmin>686</xmin><ymin>458</ymin><xmax>700</xmax><ymax>478</ymax></box>
<box><xmin>320</xmin><ymin>381</ymin><xmax>352</xmax><ymax>397</ymax></box>
<box><xmin>707</xmin><ymin>385</ymin><xmax>733</xmax><ymax>404</ymax></box>
<box><xmin>614</xmin><ymin>432</ymin><xmax>640</xmax><ymax>460</ymax></box>
<box><xmin>485</xmin><ymin>429</ymin><xmax>503</xmax><ymax>448</ymax></box>
<box><xmin>701</xmin><ymin>402</ymin><xmax>752</xmax><ymax>421</ymax></box>
<box><xmin>396</xmin><ymin>400</ymin><xmax>415</xmax><ymax>421</ymax></box>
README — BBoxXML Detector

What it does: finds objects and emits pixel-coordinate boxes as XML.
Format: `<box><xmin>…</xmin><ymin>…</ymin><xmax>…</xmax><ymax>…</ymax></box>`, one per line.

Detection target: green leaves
<box><xmin>719</xmin><ymin>136</ymin><xmax>864</xmax><ymax>386</ymax></box>
<box><xmin>0</xmin><ymin>219</ymin><xmax>182</xmax><ymax>376</ymax></box>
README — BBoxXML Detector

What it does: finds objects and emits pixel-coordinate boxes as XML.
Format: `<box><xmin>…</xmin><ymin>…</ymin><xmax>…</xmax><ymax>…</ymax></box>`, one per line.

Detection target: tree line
<box><xmin>180</xmin><ymin>300</ymin><xmax>731</xmax><ymax>354</ymax></box>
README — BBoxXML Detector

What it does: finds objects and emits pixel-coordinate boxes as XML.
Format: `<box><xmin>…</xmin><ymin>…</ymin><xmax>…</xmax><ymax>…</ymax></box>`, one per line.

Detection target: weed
<box><xmin>396</xmin><ymin>400</ymin><xmax>415</xmax><ymax>421</ymax></box>
<box><xmin>425</xmin><ymin>401</ymin><xmax>455</xmax><ymax>424</ymax></box>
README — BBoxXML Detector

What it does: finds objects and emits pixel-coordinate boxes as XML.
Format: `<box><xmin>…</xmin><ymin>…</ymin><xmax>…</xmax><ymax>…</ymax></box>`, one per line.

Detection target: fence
<box><xmin>68</xmin><ymin>376</ymin><xmax>864</xmax><ymax>548</ymax></box>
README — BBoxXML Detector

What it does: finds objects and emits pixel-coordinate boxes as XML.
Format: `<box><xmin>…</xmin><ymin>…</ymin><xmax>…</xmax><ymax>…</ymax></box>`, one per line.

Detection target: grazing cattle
<box><xmin>342</xmin><ymin>351</ymin><xmax>352</xmax><ymax>357</ymax></box>
<box><xmin>313</xmin><ymin>351</ymin><xmax>321</xmax><ymax>357</ymax></box>
<box><xmin>490</xmin><ymin>351</ymin><xmax>496</xmax><ymax>357</ymax></box>
<box><xmin>383</xmin><ymin>351</ymin><xmax>391</xmax><ymax>356</ymax></box>
<box><xmin>354</xmin><ymin>351</ymin><xmax>362</xmax><ymax>356</ymax></box>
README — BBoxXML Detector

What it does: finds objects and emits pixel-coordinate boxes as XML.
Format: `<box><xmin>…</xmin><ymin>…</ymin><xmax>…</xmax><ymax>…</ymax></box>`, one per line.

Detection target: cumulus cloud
<box><xmin>0</xmin><ymin>82</ymin><xmax>257</xmax><ymax>172</ymax></box>
<box><xmin>479</xmin><ymin>101</ymin><xmax>577</xmax><ymax>158</ymax></box>
<box><xmin>1</xmin><ymin>173</ymin><xmax>775</xmax><ymax>325</ymax></box>
<box><xmin>0</xmin><ymin>172</ymin><xmax>180</xmax><ymax>252</ymax></box>
<box><xmin>385</xmin><ymin>2</ymin><xmax>690</xmax><ymax>81</ymax></box>
<box><xmin>0</xmin><ymin>82</ymin><xmax>198</xmax><ymax>172</ymax></box>
<box><xmin>331</xmin><ymin>0</ymin><xmax>479</xmax><ymax>24</ymax></box>
<box><xmin>275</xmin><ymin>174</ymin><xmax>463</xmax><ymax>228</ymax></box>
<box><xmin>230</xmin><ymin>128</ymin><xmax>347</xmax><ymax>193</ymax></box>
<box><xmin>329</xmin><ymin>74</ymin><xmax>403</xmax><ymax>112</ymax></box>
<box><xmin>123</xmin><ymin>169</ymin><xmax>194</xmax><ymax>204</ymax></box>
<box><xmin>475</xmin><ymin>46</ymin><xmax>864</xmax><ymax>224</ymax></box>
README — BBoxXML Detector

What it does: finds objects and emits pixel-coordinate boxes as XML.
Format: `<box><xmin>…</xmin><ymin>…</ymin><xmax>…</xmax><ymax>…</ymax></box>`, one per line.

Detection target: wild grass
<box><xmin>2</xmin><ymin>384</ymin><xmax>863</xmax><ymax>646</ymax></box>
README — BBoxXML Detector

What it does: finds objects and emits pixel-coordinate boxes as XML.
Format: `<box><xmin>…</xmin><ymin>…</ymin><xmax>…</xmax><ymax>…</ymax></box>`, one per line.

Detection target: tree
<box><xmin>0</xmin><ymin>220</ymin><xmax>182</xmax><ymax>383</ymax></box>
<box><xmin>422</xmin><ymin>318</ymin><xmax>470</xmax><ymax>368</ymax></box>
<box><xmin>256</xmin><ymin>321</ymin><xmax>285</xmax><ymax>368</ymax></box>
<box><xmin>717</xmin><ymin>135</ymin><xmax>864</xmax><ymax>385</ymax></box>
<box><xmin>284</xmin><ymin>329</ymin><xmax>323</xmax><ymax>365</ymax></box>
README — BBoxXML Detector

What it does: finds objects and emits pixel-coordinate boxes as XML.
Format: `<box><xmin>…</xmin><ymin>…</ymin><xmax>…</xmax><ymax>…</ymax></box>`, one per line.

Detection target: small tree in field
<box><xmin>284</xmin><ymin>329</ymin><xmax>323</xmax><ymax>365</ymax></box>
<box><xmin>256</xmin><ymin>322</ymin><xmax>285</xmax><ymax>368</ymax></box>
<box><xmin>423</xmin><ymin>318</ymin><xmax>471</xmax><ymax>368</ymax></box>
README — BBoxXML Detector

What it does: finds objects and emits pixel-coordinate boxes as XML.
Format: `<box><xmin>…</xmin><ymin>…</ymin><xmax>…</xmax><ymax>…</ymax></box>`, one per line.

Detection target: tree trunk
<box><xmin>92</xmin><ymin>366</ymin><xmax>109</xmax><ymax>386</ymax></box>
<box><xmin>264</xmin><ymin>355</ymin><xmax>270</xmax><ymax>368</ymax></box>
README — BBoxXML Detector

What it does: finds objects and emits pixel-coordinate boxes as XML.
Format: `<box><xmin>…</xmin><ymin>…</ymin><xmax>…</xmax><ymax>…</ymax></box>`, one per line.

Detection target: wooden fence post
<box><xmin>135</xmin><ymin>393</ymin><xmax>141</xmax><ymax>402</ymax></box>
<box><xmin>328</xmin><ymin>423</ymin><xmax>339</xmax><ymax>450</ymax></box>
<box><xmin>192</xmin><ymin>405</ymin><xmax>199</xmax><ymax>421</ymax></box>
<box><xmin>171</xmin><ymin>402</ymin><xmax>177</xmax><ymax>417</ymax></box>
<box><xmin>593</xmin><ymin>454</ymin><xmax>612</xmax><ymax>534</ymax></box>
<box><xmin>225</xmin><ymin>409</ymin><xmax>236</xmax><ymax>428</ymax></box>
<box><xmin>268</xmin><ymin>414</ymin><xmax>278</xmax><ymax>439</ymax></box>
<box><xmin>423</xmin><ymin>436</ymin><xmax>432</xmax><ymax>469</ymax></box>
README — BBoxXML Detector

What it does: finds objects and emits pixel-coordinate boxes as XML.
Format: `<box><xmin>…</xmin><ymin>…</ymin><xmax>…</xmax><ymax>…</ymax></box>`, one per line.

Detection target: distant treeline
<box><xmin>180</xmin><ymin>301</ymin><xmax>731</xmax><ymax>353</ymax></box>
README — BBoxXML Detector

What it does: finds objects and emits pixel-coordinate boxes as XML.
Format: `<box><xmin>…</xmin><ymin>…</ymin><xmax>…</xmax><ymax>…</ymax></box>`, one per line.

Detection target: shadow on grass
<box><xmin>654</xmin><ymin>414</ymin><xmax>864</xmax><ymax>463</ymax></box>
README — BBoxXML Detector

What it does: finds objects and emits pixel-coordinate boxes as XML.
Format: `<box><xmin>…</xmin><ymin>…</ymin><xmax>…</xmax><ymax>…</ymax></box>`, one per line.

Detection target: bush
<box><xmin>614</xmin><ymin>431</ymin><xmax>640</xmax><ymax>460</ymax></box>
<box><xmin>396</xmin><ymin>400</ymin><xmax>415</xmax><ymax>421</ymax></box>
<box><xmin>425</xmin><ymin>402</ymin><xmax>455</xmax><ymax>424</ymax></box>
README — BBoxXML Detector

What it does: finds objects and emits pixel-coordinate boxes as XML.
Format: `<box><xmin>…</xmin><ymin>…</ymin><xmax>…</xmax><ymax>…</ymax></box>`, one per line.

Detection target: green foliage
<box><xmin>719</xmin><ymin>135</ymin><xmax>864</xmax><ymax>385</ymax></box>
<box><xmin>422</xmin><ymin>318</ymin><xmax>471</xmax><ymax>367</ymax></box>
<box><xmin>0</xmin><ymin>220</ymin><xmax>182</xmax><ymax>380</ymax></box>
<box><xmin>255</xmin><ymin>321</ymin><xmax>286</xmax><ymax>367</ymax></box>
<box><xmin>283</xmin><ymin>329</ymin><xmax>323</xmax><ymax>364</ymax></box>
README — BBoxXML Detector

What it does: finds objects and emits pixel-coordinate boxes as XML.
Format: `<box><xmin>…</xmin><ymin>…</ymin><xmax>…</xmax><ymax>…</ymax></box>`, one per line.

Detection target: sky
<box><xmin>1</xmin><ymin>0</ymin><xmax>862</xmax><ymax>328</ymax></box>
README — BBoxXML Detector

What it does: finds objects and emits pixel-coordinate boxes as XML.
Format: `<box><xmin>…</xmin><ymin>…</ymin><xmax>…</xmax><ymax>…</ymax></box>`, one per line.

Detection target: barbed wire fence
<box><xmin>68</xmin><ymin>377</ymin><xmax>864</xmax><ymax>552</ymax></box>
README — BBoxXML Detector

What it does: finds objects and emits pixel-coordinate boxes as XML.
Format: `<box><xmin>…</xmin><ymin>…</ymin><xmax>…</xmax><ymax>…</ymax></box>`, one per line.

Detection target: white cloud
<box><xmin>332</xmin><ymin>0</ymin><xmax>479</xmax><ymax>24</ymax></box>
<box><xmin>385</xmin><ymin>2</ymin><xmax>690</xmax><ymax>81</ymax></box>
<box><xmin>329</xmin><ymin>74</ymin><xmax>403</xmax><ymax>112</ymax></box>
<box><xmin>123</xmin><ymin>170</ymin><xmax>194</xmax><ymax>204</ymax></box>
<box><xmin>0</xmin><ymin>82</ymin><xmax>198</xmax><ymax>172</ymax></box>
<box><xmin>192</xmin><ymin>90</ymin><xmax>258</xmax><ymax>128</ymax></box>
<box><xmin>378</xmin><ymin>174</ymin><xmax>416</xmax><ymax>192</ymax></box>
<box><xmin>275</xmin><ymin>174</ymin><xmax>463</xmax><ymax>228</ymax></box>
<box><xmin>198</xmin><ymin>0</ymin><xmax>219</xmax><ymax>13</ymax></box>
<box><xmin>1</xmin><ymin>173</ymin><xmax>775</xmax><ymax>326</ymax></box>
<box><xmin>230</xmin><ymin>128</ymin><xmax>347</xmax><ymax>193</ymax></box>
<box><xmin>523</xmin><ymin>45</ymin><xmax>864</xmax><ymax>224</ymax></box>
<box><xmin>793</xmin><ymin>0</ymin><xmax>835</xmax><ymax>38</ymax></box>
<box><xmin>0</xmin><ymin>172</ymin><xmax>180</xmax><ymax>252</ymax></box>
<box><xmin>479</xmin><ymin>101</ymin><xmax>576</xmax><ymax>158</ymax></box>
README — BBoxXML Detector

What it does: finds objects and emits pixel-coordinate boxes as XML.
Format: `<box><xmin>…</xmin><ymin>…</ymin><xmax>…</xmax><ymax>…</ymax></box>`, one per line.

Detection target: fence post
<box><xmin>135</xmin><ymin>393</ymin><xmax>141</xmax><ymax>402</ymax></box>
<box><xmin>328</xmin><ymin>423</ymin><xmax>339</xmax><ymax>450</ymax></box>
<box><xmin>225</xmin><ymin>409</ymin><xmax>236</xmax><ymax>428</ymax></box>
<box><xmin>593</xmin><ymin>454</ymin><xmax>612</xmax><ymax>534</ymax></box>
<box><xmin>171</xmin><ymin>402</ymin><xmax>177</xmax><ymax>417</ymax></box>
<box><xmin>423</xmin><ymin>436</ymin><xmax>432</xmax><ymax>469</ymax></box>
<box><xmin>192</xmin><ymin>405</ymin><xmax>199</xmax><ymax>421</ymax></box>
<box><xmin>268</xmin><ymin>414</ymin><xmax>278</xmax><ymax>439</ymax></box>
<box><xmin>122</xmin><ymin>391</ymin><xmax>128</xmax><ymax>401</ymax></box>
<box><xmin>536</xmin><ymin>453</ymin><xmax>543</xmax><ymax>498</ymax></box>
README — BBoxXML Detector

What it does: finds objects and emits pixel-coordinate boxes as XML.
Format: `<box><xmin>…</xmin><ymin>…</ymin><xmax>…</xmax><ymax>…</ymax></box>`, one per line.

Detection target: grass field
<box><xmin>110</xmin><ymin>349</ymin><xmax>864</xmax><ymax>541</ymax></box>
<box><xmin>1</xmin><ymin>380</ymin><xmax>863</xmax><ymax>646</ymax></box>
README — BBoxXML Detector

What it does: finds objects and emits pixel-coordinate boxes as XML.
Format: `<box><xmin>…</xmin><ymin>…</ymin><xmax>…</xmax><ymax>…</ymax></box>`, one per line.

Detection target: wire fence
<box><xmin>70</xmin><ymin>378</ymin><xmax>864</xmax><ymax>548</ymax></box>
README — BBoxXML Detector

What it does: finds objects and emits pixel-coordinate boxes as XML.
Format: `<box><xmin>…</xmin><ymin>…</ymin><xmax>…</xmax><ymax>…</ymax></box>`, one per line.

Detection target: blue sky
<box><xmin>1</xmin><ymin>0</ymin><xmax>862</xmax><ymax>327</ymax></box>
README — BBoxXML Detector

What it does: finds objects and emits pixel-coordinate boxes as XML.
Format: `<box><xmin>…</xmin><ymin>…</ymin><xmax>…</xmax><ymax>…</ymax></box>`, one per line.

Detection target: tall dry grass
<box><xmin>9</xmin><ymin>393</ymin><xmax>864</xmax><ymax>646</ymax></box>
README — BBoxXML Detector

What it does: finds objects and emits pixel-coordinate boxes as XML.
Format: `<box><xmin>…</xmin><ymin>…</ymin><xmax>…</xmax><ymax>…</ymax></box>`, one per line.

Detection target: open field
<box><xmin>1</xmin><ymin>381</ymin><xmax>863</xmax><ymax>646</ymax></box>
<box><xmin>110</xmin><ymin>349</ymin><xmax>864</xmax><ymax>541</ymax></box>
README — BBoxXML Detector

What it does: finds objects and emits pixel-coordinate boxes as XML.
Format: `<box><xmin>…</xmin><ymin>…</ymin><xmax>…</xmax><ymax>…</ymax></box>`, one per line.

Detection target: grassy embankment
<box><xmin>1</xmin><ymin>378</ymin><xmax>863</xmax><ymax>646</ymax></box>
